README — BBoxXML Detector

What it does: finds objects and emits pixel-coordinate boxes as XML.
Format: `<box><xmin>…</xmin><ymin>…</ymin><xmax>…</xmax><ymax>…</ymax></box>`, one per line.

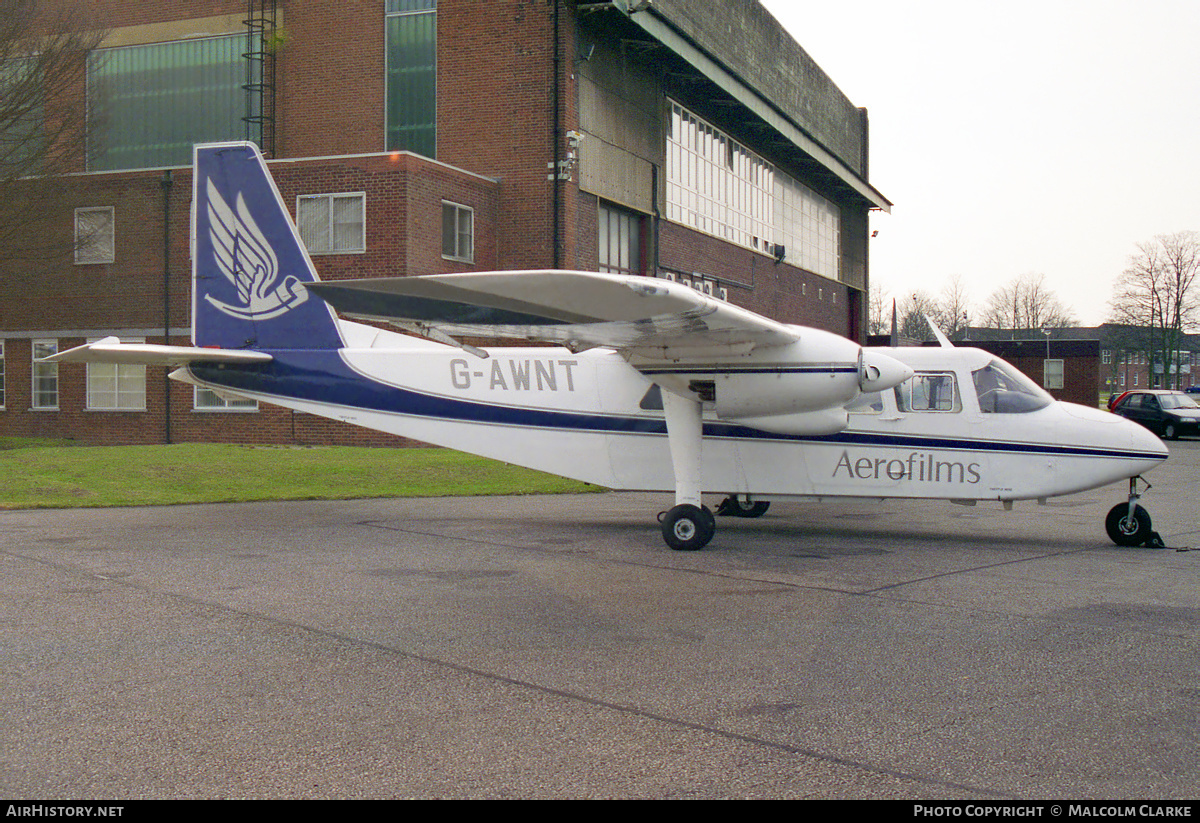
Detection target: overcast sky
<box><xmin>759</xmin><ymin>0</ymin><xmax>1200</xmax><ymax>326</ymax></box>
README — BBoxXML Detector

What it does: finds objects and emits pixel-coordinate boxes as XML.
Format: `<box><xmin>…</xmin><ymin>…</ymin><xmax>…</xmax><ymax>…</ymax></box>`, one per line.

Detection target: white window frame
<box><xmin>666</xmin><ymin>101</ymin><xmax>840</xmax><ymax>279</ymax></box>
<box><xmin>75</xmin><ymin>207</ymin><xmax>115</xmax><ymax>264</ymax></box>
<box><xmin>86</xmin><ymin>337</ymin><xmax>146</xmax><ymax>411</ymax></box>
<box><xmin>895</xmin><ymin>372</ymin><xmax>961</xmax><ymax>413</ymax></box>
<box><xmin>296</xmin><ymin>193</ymin><xmax>366</xmax><ymax>254</ymax></box>
<box><xmin>1043</xmin><ymin>359</ymin><xmax>1064</xmax><ymax>390</ymax></box>
<box><xmin>193</xmin><ymin>386</ymin><xmax>258</xmax><ymax>412</ymax></box>
<box><xmin>32</xmin><ymin>339</ymin><xmax>58</xmax><ymax>410</ymax></box>
<box><xmin>441</xmin><ymin>201</ymin><xmax>474</xmax><ymax>263</ymax></box>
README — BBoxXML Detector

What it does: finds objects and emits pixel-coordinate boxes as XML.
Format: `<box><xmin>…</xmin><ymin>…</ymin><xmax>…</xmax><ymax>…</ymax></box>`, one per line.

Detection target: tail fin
<box><xmin>192</xmin><ymin>142</ymin><xmax>343</xmax><ymax>350</ymax></box>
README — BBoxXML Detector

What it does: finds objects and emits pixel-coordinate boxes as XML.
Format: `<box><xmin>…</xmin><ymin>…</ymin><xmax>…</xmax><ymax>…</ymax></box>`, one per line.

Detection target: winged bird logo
<box><xmin>202</xmin><ymin>178</ymin><xmax>309</xmax><ymax>321</ymax></box>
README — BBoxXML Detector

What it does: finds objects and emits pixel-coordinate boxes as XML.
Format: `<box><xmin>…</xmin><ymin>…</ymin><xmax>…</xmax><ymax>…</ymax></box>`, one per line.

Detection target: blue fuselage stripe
<box><xmin>189</xmin><ymin>354</ymin><xmax>1162</xmax><ymax>462</ymax></box>
<box><xmin>638</xmin><ymin>366</ymin><xmax>857</xmax><ymax>376</ymax></box>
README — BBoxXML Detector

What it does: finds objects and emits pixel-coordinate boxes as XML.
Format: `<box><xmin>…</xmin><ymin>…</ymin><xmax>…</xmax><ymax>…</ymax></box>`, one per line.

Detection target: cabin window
<box><xmin>846</xmin><ymin>391</ymin><xmax>883</xmax><ymax>414</ymax></box>
<box><xmin>972</xmin><ymin>359</ymin><xmax>1053</xmax><ymax>414</ymax></box>
<box><xmin>895</xmin><ymin>372</ymin><xmax>960</xmax><ymax>413</ymax></box>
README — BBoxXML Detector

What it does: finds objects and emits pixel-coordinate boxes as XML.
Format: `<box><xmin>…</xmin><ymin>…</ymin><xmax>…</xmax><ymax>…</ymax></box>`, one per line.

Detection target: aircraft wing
<box><xmin>305</xmin><ymin>270</ymin><xmax>799</xmax><ymax>356</ymax></box>
<box><xmin>46</xmin><ymin>337</ymin><xmax>273</xmax><ymax>366</ymax></box>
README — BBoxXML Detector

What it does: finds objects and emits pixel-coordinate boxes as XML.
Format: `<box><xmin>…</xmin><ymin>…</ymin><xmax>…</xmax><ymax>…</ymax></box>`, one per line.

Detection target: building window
<box><xmin>88</xmin><ymin>35</ymin><xmax>247</xmax><ymax>171</ymax></box>
<box><xmin>666</xmin><ymin>101</ymin><xmax>840</xmax><ymax>279</ymax></box>
<box><xmin>1101</xmin><ymin>349</ymin><xmax>1112</xmax><ymax>365</ymax></box>
<box><xmin>1043</xmin><ymin>359</ymin><xmax>1064</xmax><ymax>390</ymax></box>
<box><xmin>32</xmin><ymin>340</ymin><xmax>58</xmax><ymax>410</ymax></box>
<box><xmin>194</xmin><ymin>387</ymin><xmax>257</xmax><ymax>411</ymax></box>
<box><xmin>86</xmin><ymin>338</ymin><xmax>145</xmax><ymax>410</ymax></box>
<box><xmin>386</xmin><ymin>0</ymin><xmax>437</xmax><ymax>158</ymax></box>
<box><xmin>75</xmin><ymin>207</ymin><xmax>114</xmax><ymax>264</ymax></box>
<box><xmin>297</xmin><ymin>194</ymin><xmax>366</xmax><ymax>254</ymax></box>
<box><xmin>441</xmin><ymin>201</ymin><xmax>474</xmax><ymax>263</ymax></box>
<box><xmin>598</xmin><ymin>202</ymin><xmax>642</xmax><ymax>276</ymax></box>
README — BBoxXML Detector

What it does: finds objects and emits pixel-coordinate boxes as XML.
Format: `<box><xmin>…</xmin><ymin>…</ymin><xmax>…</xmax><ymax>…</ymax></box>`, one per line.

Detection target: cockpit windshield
<box><xmin>971</xmin><ymin>359</ymin><xmax>1053</xmax><ymax>414</ymax></box>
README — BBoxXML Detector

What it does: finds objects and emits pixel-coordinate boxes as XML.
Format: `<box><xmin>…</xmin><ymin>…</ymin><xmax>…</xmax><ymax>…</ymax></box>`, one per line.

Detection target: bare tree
<box><xmin>897</xmin><ymin>290</ymin><xmax>943</xmax><ymax>342</ymax></box>
<box><xmin>978</xmin><ymin>273</ymin><xmax>1076</xmax><ymax>335</ymax></box>
<box><xmin>868</xmin><ymin>283</ymin><xmax>893</xmax><ymax>337</ymax></box>
<box><xmin>932</xmin><ymin>275</ymin><xmax>973</xmax><ymax>340</ymax></box>
<box><xmin>1109</xmin><ymin>231</ymin><xmax>1200</xmax><ymax>389</ymax></box>
<box><xmin>0</xmin><ymin>0</ymin><xmax>106</xmax><ymax>274</ymax></box>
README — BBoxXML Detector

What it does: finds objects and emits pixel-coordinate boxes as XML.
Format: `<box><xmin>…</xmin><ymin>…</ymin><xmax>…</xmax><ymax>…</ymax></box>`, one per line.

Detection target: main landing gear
<box><xmin>1105</xmin><ymin>476</ymin><xmax>1164</xmax><ymax>548</ymax></box>
<box><xmin>659</xmin><ymin>390</ymin><xmax>715</xmax><ymax>551</ymax></box>
<box><xmin>657</xmin><ymin>388</ymin><xmax>776</xmax><ymax>550</ymax></box>
<box><xmin>715</xmin><ymin>495</ymin><xmax>770</xmax><ymax>518</ymax></box>
<box><xmin>658</xmin><ymin>496</ymin><xmax>772</xmax><ymax>551</ymax></box>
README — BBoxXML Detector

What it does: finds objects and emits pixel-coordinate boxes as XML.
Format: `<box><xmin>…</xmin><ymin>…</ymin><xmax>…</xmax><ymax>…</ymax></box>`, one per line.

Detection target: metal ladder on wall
<box><xmin>243</xmin><ymin>0</ymin><xmax>278</xmax><ymax>157</ymax></box>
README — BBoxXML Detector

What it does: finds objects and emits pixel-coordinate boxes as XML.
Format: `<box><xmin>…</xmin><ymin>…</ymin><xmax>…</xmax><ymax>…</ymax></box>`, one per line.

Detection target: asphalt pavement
<box><xmin>1</xmin><ymin>441</ymin><xmax>1197</xmax><ymax>799</ymax></box>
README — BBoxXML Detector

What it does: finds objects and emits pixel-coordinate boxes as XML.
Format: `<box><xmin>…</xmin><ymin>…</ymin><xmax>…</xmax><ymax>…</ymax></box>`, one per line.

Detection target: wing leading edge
<box><xmin>305</xmin><ymin>270</ymin><xmax>799</xmax><ymax>357</ymax></box>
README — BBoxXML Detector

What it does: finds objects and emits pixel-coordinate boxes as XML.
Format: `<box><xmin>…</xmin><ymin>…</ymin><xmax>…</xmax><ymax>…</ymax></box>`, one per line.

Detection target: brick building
<box><xmin>0</xmin><ymin>0</ymin><xmax>890</xmax><ymax>445</ymax></box>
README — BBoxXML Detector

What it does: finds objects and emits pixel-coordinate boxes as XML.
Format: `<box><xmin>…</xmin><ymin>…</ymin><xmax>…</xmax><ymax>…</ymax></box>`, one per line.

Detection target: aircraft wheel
<box><xmin>660</xmin><ymin>504</ymin><xmax>715</xmax><ymax>551</ymax></box>
<box><xmin>1105</xmin><ymin>503</ymin><xmax>1152</xmax><ymax>546</ymax></box>
<box><xmin>733</xmin><ymin>499</ymin><xmax>770</xmax><ymax>518</ymax></box>
<box><xmin>716</xmin><ymin>495</ymin><xmax>771</xmax><ymax>518</ymax></box>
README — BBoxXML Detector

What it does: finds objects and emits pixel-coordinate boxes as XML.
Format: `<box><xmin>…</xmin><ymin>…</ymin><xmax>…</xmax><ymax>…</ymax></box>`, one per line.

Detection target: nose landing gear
<box><xmin>1106</xmin><ymin>477</ymin><xmax>1165</xmax><ymax>547</ymax></box>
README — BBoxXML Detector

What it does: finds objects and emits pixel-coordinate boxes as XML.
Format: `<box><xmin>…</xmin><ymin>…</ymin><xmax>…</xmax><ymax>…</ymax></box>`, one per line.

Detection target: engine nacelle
<box><xmin>713</xmin><ymin>369</ymin><xmax>860</xmax><ymax>419</ymax></box>
<box><xmin>641</xmin><ymin>332</ymin><xmax>912</xmax><ymax>432</ymax></box>
<box><xmin>728</xmin><ymin>406</ymin><xmax>849</xmax><ymax>436</ymax></box>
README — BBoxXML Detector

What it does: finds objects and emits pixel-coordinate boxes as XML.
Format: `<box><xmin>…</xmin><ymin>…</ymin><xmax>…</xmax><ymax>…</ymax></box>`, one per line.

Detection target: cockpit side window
<box><xmin>894</xmin><ymin>372</ymin><xmax>961</xmax><ymax>413</ymax></box>
<box><xmin>847</xmin><ymin>391</ymin><xmax>884</xmax><ymax>414</ymax></box>
<box><xmin>972</xmin><ymin>359</ymin><xmax>1053</xmax><ymax>414</ymax></box>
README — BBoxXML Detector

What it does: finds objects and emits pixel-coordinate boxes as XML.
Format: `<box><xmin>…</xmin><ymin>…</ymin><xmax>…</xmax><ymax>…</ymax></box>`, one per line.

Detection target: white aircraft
<box><xmin>51</xmin><ymin>142</ymin><xmax>1169</xmax><ymax>550</ymax></box>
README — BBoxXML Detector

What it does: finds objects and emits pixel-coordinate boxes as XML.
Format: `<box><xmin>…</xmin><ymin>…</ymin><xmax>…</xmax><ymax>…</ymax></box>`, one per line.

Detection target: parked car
<box><xmin>1107</xmin><ymin>390</ymin><xmax>1131</xmax><ymax>411</ymax></box>
<box><xmin>1110</xmin><ymin>390</ymin><xmax>1200</xmax><ymax>440</ymax></box>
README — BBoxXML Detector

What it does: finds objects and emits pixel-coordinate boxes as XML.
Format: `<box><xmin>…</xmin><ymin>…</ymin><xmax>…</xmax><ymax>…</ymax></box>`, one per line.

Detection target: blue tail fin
<box><xmin>192</xmin><ymin>142</ymin><xmax>343</xmax><ymax>350</ymax></box>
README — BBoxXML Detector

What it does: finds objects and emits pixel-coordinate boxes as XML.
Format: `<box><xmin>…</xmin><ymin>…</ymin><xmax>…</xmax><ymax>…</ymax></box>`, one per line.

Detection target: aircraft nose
<box><xmin>859</xmin><ymin>350</ymin><xmax>914</xmax><ymax>393</ymax></box>
<box><xmin>1125</xmin><ymin>415</ymin><xmax>1170</xmax><ymax>462</ymax></box>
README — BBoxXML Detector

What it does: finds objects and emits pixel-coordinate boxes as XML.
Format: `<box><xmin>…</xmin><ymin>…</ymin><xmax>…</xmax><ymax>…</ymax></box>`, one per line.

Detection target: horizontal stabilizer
<box><xmin>46</xmin><ymin>337</ymin><xmax>273</xmax><ymax>367</ymax></box>
<box><xmin>306</xmin><ymin>270</ymin><xmax>799</xmax><ymax>355</ymax></box>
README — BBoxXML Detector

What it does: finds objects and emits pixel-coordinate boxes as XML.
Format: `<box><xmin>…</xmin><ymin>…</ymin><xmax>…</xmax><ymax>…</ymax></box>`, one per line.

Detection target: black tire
<box><xmin>1163</xmin><ymin>422</ymin><xmax>1178</xmax><ymax>440</ymax></box>
<box><xmin>715</xmin><ymin>495</ymin><xmax>770</xmax><ymax>518</ymax></box>
<box><xmin>661</xmin><ymin>504</ymin><xmax>716</xmax><ymax>551</ymax></box>
<box><xmin>733</xmin><ymin>498</ymin><xmax>770</xmax><ymax>518</ymax></box>
<box><xmin>1105</xmin><ymin>503</ymin><xmax>1153</xmax><ymax>546</ymax></box>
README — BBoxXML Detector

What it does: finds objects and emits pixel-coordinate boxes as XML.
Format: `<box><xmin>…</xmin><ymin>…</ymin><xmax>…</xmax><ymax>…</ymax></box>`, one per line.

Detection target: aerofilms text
<box><xmin>833</xmin><ymin>450</ymin><xmax>983</xmax><ymax>484</ymax></box>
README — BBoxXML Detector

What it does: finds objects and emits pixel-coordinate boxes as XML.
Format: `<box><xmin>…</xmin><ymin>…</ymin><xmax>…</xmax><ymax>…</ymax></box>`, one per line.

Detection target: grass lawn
<box><xmin>0</xmin><ymin>439</ymin><xmax>598</xmax><ymax>509</ymax></box>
